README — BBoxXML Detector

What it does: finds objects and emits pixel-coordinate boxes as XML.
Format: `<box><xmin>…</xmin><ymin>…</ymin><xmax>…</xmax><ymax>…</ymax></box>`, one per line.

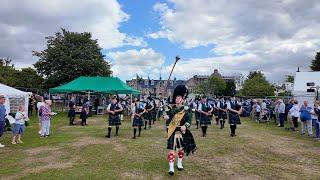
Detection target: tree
<box><xmin>286</xmin><ymin>75</ymin><xmax>294</xmax><ymax>83</ymax></box>
<box><xmin>195</xmin><ymin>76</ymin><xmax>226</xmax><ymax>95</ymax></box>
<box><xmin>310</xmin><ymin>52</ymin><xmax>320</xmax><ymax>71</ymax></box>
<box><xmin>194</xmin><ymin>82</ymin><xmax>207</xmax><ymax>94</ymax></box>
<box><xmin>15</xmin><ymin>68</ymin><xmax>44</xmax><ymax>88</ymax></box>
<box><xmin>239</xmin><ymin>72</ymin><xmax>274</xmax><ymax>97</ymax></box>
<box><xmin>0</xmin><ymin>58</ymin><xmax>44</xmax><ymax>89</ymax></box>
<box><xmin>207</xmin><ymin>76</ymin><xmax>226</xmax><ymax>95</ymax></box>
<box><xmin>0</xmin><ymin>57</ymin><xmax>15</xmax><ymax>85</ymax></box>
<box><xmin>33</xmin><ymin>28</ymin><xmax>112</xmax><ymax>88</ymax></box>
<box><xmin>224</xmin><ymin>80</ymin><xmax>236</xmax><ymax>96</ymax></box>
<box><xmin>247</xmin><ymin>71</ymin><xmax>263</xmax><ymax>80</ymax></box>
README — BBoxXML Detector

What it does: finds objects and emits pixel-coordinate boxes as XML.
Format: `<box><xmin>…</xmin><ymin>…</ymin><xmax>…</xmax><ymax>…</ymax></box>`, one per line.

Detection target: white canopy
<box><xmin>293</xmin><ymin>71</ymin><xmax>320</xmax><ymax>93</ymax></box>
<box><xmin>293</xmin><ymin>71</ymin><xmax>320</xmax><ymax>105</ymax></box>
<box><xmin>0</xmin><ymin>83</ymin><xmax>31</xmax><ymax>115</ymax></box>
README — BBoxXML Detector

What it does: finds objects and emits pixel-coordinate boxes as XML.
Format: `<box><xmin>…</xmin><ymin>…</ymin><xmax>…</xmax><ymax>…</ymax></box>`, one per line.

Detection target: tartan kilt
<box><xmin>68</xmin><ymin>109</ymin><xmax>76</xmax><ymax>117</ymax></box>
<box><xmin>167</xmin><ymin>130</ymin><xmax>183</xmax><ymax>151</ymax></box>
<box><xmin>228</xmin><ymin>113</ymin><xmax>241</xmax><ymax>125</ymax></box>
<box><xmin>143</xmin><ymin>112</ymin><xmax>153</xmax><ymax>121</ymax></box>
<box><xmin>132</xmin><ymin>117</ymin><xmax>143</xmax><ymax>127</ymax></box>
<box><xmin>151</xmin><ymin>110</ymin><xmax>157</xmax><ymax>119</ymax></box>
<box><xmin>218</xmin><ymin>112</ymin><xmax>227</xmax><ymax>119</ymax></box>
<box><xmin>108</xmin><ymin>115</ymin><xmax>121</xmax><ymax>126</ymax></box>
<box><xmin>182</xmin><ymin>129</ymin><xmax>197</xmax><ymax>156</ymax></box>
<box><xmin>167</xmin><ymin>128</ymin><xmax>197</xmax><ymax>156</ymax></box>
<box><xmin>200</xmin><ymin>115</ymin><xmax>211</xmax><ymax>125</ymax></box>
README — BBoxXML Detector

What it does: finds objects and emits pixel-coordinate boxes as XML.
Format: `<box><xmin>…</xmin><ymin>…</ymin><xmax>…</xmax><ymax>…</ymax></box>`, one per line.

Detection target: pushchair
<box><xmin>256</xmin><ymin>108</ymin><xmax>271</xmax><ymax>124</ymax></box>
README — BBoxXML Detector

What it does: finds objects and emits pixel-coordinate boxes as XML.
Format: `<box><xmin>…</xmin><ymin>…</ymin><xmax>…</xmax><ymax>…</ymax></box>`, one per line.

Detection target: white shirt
<box><xmin>197</xmin><ymin>103</ymin><xmax>212</xmax><ymax>111</ymax></box>
<box><xmin>15</xmin><ymin>111</ymin><xmax>27</xmax><ymax>125</ymax></box>
<box><xmin>289</xmin><ymin>105</ymin><xmax>300</xmax><ymax>118</ymax></box>
<box><xmin>107</xmin><ymin>103</ymin><xmax>123</xmax><ymax>111</ymax></box>
<box><xmin>256</xmin><ymin>105</ymin><xmax>261</xmax><ymax>112</ymax></box>
<box><xmin>279</xmin><ymin>103</ymin><xmax>286</xmax><ymax>114</ymax></box>
<box><xmin>37</xmin><ymin>102</ymin><xmax>45</xmax><ymax>111</ymax></box>
<box><xmin>226</xmin><ymin>101</ymin><xmax>231</xmax><ymax>109</ymax></box>
<box><xmin>261</xmin><ymin>102</ymin><xmax>267</xmax><ymax>110</ymax></box>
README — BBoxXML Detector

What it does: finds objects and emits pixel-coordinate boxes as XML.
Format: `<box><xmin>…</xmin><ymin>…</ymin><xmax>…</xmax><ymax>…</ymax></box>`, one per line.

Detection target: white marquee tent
<box><xmin>293</xmin><ymin>71</ymin><xmax>320</xmax><ymax>105</ymax></box>
<box><xmin>0</xmin><ymin>83</ymin><xmax>31</xmax><ymax>115</ymax></box>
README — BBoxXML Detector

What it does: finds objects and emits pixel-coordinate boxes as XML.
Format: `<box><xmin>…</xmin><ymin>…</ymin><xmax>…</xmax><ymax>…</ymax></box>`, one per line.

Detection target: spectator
<box><xmin>0</xmin><ymin>95</ymin><xmax>6</xmax><ymax>148</ymax></box>
<box><xmin>275</xmin><ymin>99</ymin><xmax>280</xmax><ymax>125</ymax></box>
<box><xmin>12</xmin><ymin>105</ymin><xmax>28</xmax><ymax>144</ymax></box>
<box><xmin>289</xmin><ymin>100</ymin><xmax>300</xmax><ymax>131</ymax></box>
<box><xmin>68</xmin><ymin>97</ymin><xmax>76</xmax><ymax>126</ymax></box>
<box><xmin>251</xmin><ymin>99</ymin><xmax>257</xmax><ymax>121</ymax></box>
<box><xmin>80</xmin><ymin>106</ymin><xmax>88</xmax><ymax>126</ymax></box>
<box><xmin>94</xmin><ymin>98</ymin><xmax>99</xmax><ymax>115</ymax></box>
<box><xmin>28</xmin><ymin>96</ymin><xmax>34</xmax><ymax>116</ymax></box>
<box><xmin>36</xmin><ymin>96</ymin><xmax>45</xmax><ymax>135</ymax></box>
<box><xmin>261</xmin><ymin>100</ymin><xmax>267</xmax><ymax>111</ymax></box>
<box><xmin>278</xmin><ymin>99</ymin><xmax>286</xmax><ymax>127</ymax></box>
<box><xmin>255</xmin><ymin>101</ymin><xmax>261</xmax><ymax>121</ymax></box>
<box><xmin>300</xmin><ymin>101</ymin><xmax>312</xmax><ymax>136</ymax></box>
<box><xmin>40</xmin><ymin>100</ymin><xmax>54</xmax><ymax>138</ymax></box>
<box><xmin>313</xmin><ymin>101</ymin><xmax>320</xmax><ymax>140</ymax></box>
<box><xmin>80</xmin><ymin>99</ymin><xmax>89</xmax><ymax>126</ymax></box>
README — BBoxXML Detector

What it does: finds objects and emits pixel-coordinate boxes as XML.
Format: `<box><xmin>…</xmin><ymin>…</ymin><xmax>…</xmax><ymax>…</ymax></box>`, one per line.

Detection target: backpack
<box><xmin>300</xmin><ymin>107</ymin><xmax>311</xmax><ymax>121</ymax></box>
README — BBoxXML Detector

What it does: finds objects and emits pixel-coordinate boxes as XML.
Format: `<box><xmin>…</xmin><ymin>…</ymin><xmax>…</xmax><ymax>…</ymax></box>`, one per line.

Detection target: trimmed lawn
<box><xmin>0</xmin><ymin>113</ymin><xmax>319</xmax><ymax>180</ymax></box>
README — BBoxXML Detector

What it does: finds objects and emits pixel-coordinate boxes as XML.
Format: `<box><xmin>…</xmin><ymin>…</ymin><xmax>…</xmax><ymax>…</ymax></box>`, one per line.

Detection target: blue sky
<box><xmin>105</xmin><ymin>0</ymin><xmax>217</xmax><ymax>68</ymax></box>
<box><xmin>0</xmin><ymin>0</ymin><xmax>318</xmax><ymax>83</ymax></box>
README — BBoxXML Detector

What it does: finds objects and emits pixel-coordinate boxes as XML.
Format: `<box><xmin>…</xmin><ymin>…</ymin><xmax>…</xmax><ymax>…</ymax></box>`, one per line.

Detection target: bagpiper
<box><xmin>193</xmin><ymin>96</ymin><xmax>200</xmax><ymax>129</ymax></box>
<box><xmin>198</xmin><ymin>95</ymin><xmax>213</xmax><ymax>137</ymax></box>
<box><xmin>131</xmin><ymin>98</ymin><xmax>145</xmax><ymax>139</ymax></box>
<box><xmin>164</xmin><ymin>85</ymin><xmax>197</xmax><ymax>176</ymax></box>
<box><xmin>217</xmin><ymin>97</ymin><xmax>228</xmax><ymax>129</ymax></box>
<box><xmin>227</xmin><ymin>96</ymin><xmax>243</xmax><ymax>137</ymax></box>
<box><xmin>105</xmin><ymin>95</ymin><xmax>123</xmax><ymax>138</ymax></box>
<box><xmin>143</xmin><ymin>97</ymin><xmax>154</xmax><ymax>129</ymax></box>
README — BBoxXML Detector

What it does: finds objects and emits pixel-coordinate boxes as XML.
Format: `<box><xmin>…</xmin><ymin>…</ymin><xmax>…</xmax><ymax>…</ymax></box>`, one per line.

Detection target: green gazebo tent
<box><xmin>49</xmin><ymin>76</ymin><xmax>140</xmax><ymax>95</ymax></box>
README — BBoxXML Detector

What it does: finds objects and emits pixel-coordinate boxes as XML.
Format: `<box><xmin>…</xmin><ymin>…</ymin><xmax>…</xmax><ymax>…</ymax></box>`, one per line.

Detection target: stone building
<box><xmin>185</xmin><ymin>69</ymin><xmax>244</xmax><ymax>93</ymax></box>
<box><xmin>126</xmin><ymin>69</ymin><xmax>243</xmax><ymax>97</ymax></box>
<box><xmin>126</xmin><ymin>78</ymin><xmax>185</xmax><ymax>97</ymax></box>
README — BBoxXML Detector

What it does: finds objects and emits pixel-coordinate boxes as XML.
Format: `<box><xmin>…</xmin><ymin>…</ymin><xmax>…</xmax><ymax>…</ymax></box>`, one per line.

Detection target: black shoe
<box><xmin>105</xmin><ymin>135</ymin><xmax>110</xmax><ymax>138</ymax></box>
<box><xmin>132</xmin><ymin>136</ymin><xmax>136</xmax><ymax>139</ymax></box>
<box><xmin>168</xmin><ymin>171</ymin><xmax>174</xmax><ymax>176</ymax></box>
<box><xmin>177</xmin><ymin>168</ymin><xmax>184</xmax><ymax>171</ymax></box>
<box><xmin>231</xmin><ymin>134</ymin><xmax>236</xmax><ymax>137</ymax></box>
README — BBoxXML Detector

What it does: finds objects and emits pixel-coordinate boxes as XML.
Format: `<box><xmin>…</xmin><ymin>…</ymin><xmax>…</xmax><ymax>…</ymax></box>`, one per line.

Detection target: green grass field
<box><xmin>0</xmin><ymin>113</ymin><xmax>320</xmax><ymax>180</ymax></box>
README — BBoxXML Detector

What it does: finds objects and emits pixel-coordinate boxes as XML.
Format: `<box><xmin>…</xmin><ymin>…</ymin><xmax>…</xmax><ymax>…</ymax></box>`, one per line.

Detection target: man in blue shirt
<box><xmin>0</xmin><ymin>95</ymin><xmax>6</xmax><ymax>148</ymax></box>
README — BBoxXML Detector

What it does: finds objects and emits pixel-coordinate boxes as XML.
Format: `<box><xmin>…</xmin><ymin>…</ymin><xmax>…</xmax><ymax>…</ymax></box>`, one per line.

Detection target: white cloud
<box><xmin>150</xmin><ymin>0</ymin><xmax>320</xmax><ymax>82</ymax></box>
<box><xmin>0</xmin><ymin>0</ymin><xmax>146</xmax><ymax>66</ymax></box>
<box><xmin>108</xmin><ymin>48</ymin><xmax>165</xmax><ymax>80</ymax></box>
